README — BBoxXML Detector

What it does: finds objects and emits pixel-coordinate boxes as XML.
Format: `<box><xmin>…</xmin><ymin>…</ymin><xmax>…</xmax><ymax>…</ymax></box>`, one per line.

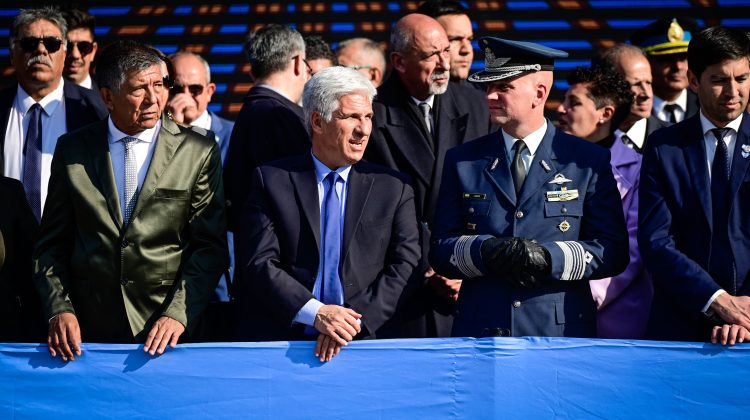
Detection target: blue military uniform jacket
<box><xmin>430</xmin><ymin>122</ymin><xmax>628</xmax><ymax>338</ymax></box>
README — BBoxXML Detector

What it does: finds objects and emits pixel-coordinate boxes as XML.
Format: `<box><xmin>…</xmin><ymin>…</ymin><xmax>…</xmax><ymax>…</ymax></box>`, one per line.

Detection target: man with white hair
<box><xmin>0</xmin><ymin>6</ymin><xmax>106</xmax><ymax>222</ymax></box>
<box><xmin>365</xmin><ymin>13</ymin><xmax>492</xmax><ymax>338</ymax></box>
<box><xmin>234</xmin><ymin>67</ymin><xmax>420</xmax><ymax>362</ymax></box>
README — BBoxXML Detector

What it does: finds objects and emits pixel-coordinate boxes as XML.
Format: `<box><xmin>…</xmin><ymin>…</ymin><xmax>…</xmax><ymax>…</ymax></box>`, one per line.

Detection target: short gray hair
<box><xmin>11</xmin><ymin>6</ymin><xmax>67</xmax><ymax>48</ymax></box>
<box><xmin>246</xmin><ymin>24</ymin><xmax>304</xmax><ymax>79</ymax></box>
<box><xmin>169</xmin><ymin>51</ymin><xmax>212</xmax><ymax>84</ymax></box>
<box><xmin>390</xmin><ymin>20</ymin><xmax>415</xmax><ymax>55</ymax></box>
<box><xmin>593</xmin><ymin>43</ymin><xmax>646</xmax><ymax>70</ymax></box>
<box><xmin>303</xmin><ymin>66</ymin><xmax>377</xmax><ymax>127</ymax></box>
<box><xmin>95</xmin><ymin>41</ymin><xmax>163</xmax><ymax>93</ymax></box>
<box><xmin>337</xmin><ymin>38</ymin><xmax>386</xmax><ymax>74</ymax></box>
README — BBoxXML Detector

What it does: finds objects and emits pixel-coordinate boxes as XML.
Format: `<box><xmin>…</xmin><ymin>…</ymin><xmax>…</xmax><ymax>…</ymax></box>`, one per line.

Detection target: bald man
<box><xmin>337</xmin><ymin>38</ymin><xmax>386</xmax><ymax>88</ymax></box>
<box><xmin>365</xmin><ymin>13</ymin><xmax>492</xmax><ymax>338</ymax></box>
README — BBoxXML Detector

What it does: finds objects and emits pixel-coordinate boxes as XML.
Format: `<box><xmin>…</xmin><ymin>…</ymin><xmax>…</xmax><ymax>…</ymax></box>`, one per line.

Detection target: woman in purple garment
<box><xmin>556</xmin><ymin>66</ymin><xmax>652</xmax><ymax>339</ymax></box>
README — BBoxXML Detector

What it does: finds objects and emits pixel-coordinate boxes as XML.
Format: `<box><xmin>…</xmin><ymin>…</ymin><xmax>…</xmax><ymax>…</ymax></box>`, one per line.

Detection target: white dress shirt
<box><xmin>615</xmin><ymin>117</ymin><xmax>648</xmax><ymax>150</ymax></box>
<box><xmin>79</xmin><ymin>74</ymin><xmax>93</xmax><ymax>90</ymax></box>
<box><xmin>653</xmin><ymin>88</ymin><xmax>688</xmax><ymax>123</ymax></box>
<box><xmin>190</xmin><ymin>109</ymin><xmax>212</xmax><ymax>131</ymax></box>
<box><xmin>106</xmin><ymin>117</ymin><xmax>160</xmax><ymax>218</ymax></box>
<box><xmin>501</xmin><ymin>120</ymin><xmax>548</xmax><ymax>173</ymax></box>
<box><xmin>3</xmin><ymin>79</ymin><xmax>67</xmax><ymax>213</ymax></box>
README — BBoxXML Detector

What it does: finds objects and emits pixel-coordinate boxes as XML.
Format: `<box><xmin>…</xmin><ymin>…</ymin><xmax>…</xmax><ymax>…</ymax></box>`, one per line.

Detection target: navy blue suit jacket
<box><xmin>430</xmin><ymin>123</ymin><xmax>629</xmax><ymax>338</ymax></box>
<box><xmin>223</xmin><ymin>86</ymin><xmax>309</xmax><ymax>231</ymax></box>
<box><xmin>234</xmin><ymin>155</ymin><xmax>421</xmax><ymax>341</ymax></box>
<box><xmin>639</xmin><ymin>113</ymin><xmax>750</xmax><ymax>341</ymax></box>
<box><xmin>0</xmin><ymin>80</ymin><xmax>108</xmax><ymax>172</ymax></box>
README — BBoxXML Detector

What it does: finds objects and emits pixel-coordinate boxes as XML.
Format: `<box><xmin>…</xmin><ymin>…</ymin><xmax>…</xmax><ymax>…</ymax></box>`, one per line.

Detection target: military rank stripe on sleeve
<box><xmin>555</xmin><ymin>241</ymin><xmax>586</xmax><ymax>281</ymax></box>
<box><xmin>450</xmin><ymin>235</ymin><xmax>484</xmax><ymax>278</ymax></box>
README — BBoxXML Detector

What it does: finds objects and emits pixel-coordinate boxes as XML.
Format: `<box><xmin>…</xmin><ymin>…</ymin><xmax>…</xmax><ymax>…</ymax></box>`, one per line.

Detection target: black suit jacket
<box><xmin>223</xmin><ymin>86</ymin><xmax>310</xmax><ymax>231</ymax></box>
<box><xmin>364</xmin><ymin>75</ymin><xmax>493</xmax><ymax>337</ymax></box>
<box><xmin>0</xmin><ymin>176</ymin><xmax>44</xmax><ymax>342</ymax></box>
<box><xmin>234</xmin><ymin>155</ymin><xmax>421</xmax><ymax>341</ymax></box>
<box><xmin>0</xmin><ymin>80</ymin><xmax>108</xmax><ymax>172</ymax></box>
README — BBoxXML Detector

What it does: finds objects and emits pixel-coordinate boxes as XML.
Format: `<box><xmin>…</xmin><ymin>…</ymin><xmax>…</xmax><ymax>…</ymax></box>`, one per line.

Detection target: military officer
<box><xmin>429</xmin><ymin>38</ymin><xmax>629</xmax><ymax>338</ymax></box>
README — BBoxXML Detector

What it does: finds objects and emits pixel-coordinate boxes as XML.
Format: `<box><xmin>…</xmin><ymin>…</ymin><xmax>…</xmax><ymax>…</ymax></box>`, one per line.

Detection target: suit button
<box><xmin>515</xmin><ymin>211</ymin><xmax>524</xmax><ymax>219</ymax></box>
<box><xmin>561</xmin><ymin>207</ymin><xmax>567</xmax><ymax>213</ymax></box>
<box><xmin>512</xmin><ymin>300</ymin><xmax>521</xmax><ymax>308</ymax></box>
<box><xmin>468</xmin><ymin>207</ymin><xmax>475</xmax><ymax>214</ymax></box>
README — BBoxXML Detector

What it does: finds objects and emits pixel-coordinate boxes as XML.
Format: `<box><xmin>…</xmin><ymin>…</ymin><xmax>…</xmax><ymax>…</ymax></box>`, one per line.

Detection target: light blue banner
<box><xmin>1</xmin><ymin>338</ymin><xmax>748</xmax><ymax>418</ymax></box>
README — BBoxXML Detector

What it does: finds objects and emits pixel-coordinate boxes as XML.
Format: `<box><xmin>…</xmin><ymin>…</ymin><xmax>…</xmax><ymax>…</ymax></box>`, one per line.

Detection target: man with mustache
<box><xmin>365</xmin><ymin>13</ymin><xmax>492</xmax><ymax>338</ymax></box>
<box><xmin>631</xmin><ymin>17</ymin><xmax>700</xmax><ymax>124</ymax></box>
<box><xmin>0</xmin><ymin>7</ymin><xmax>107</xmax><ymax>221</ymax></box>
<box><xmin>640</xmin><ymin>26</ymin><xmax>750</xmax><ymax>345</ymax></box>
<box><xmin>416</xmin><ymin>0</ymin><xmax>475</xmax><ymax>83</ymax></box>
<box><xmin>61</xmin><ymin>8</ymin><xmax>98</xmax><ymax>90</ymax></box>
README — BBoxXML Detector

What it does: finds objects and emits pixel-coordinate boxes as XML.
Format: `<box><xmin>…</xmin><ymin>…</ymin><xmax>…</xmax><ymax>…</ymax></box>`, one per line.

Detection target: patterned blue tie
<box><xmin>23</xmin><ymin>103</ymin><xmax>42</xmax><ymax>222</ymax></box>
<box><xmin>320</xmin><ymin>171</ymin><xmax>344</xmax><ymax>305</ymax></box>
<box><xmin>709</xmin><ymin>127</ymin><xmax>735</xmax><ymax>291</ymax></box>
<box><xmin>122</xmin><ymin>136</ymin><xmax>139</xmax><ymax>225</ymax></box>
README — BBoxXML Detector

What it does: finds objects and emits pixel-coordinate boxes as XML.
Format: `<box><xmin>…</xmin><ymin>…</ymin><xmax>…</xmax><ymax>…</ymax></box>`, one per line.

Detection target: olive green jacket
<box><xmin>33</xmin><ymin>117</ymin><xmax>228</xmax><ymax>342</ymax></box>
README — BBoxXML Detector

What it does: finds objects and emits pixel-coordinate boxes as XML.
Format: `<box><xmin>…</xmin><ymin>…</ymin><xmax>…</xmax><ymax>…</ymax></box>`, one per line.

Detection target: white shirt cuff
<box><xmin>702</xmin><ymin>289</ymin><xmax>726</xmax><ymax>314</ymax></box>
<box><xmin>293</xmin><ymin>299</ymin><xmax>324</xmax><ymax>326</ymax></box>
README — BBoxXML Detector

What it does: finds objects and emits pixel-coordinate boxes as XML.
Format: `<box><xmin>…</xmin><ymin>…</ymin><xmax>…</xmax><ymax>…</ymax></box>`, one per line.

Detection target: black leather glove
<box><xmin>522</xmin><ymin>239</ymin><xmax>551</xmax><ymax>276</ymax></box>
<box><xmin>480</xmin><ymin>237</ymin><xmax>524</xmax><ymax>275</ymax></box>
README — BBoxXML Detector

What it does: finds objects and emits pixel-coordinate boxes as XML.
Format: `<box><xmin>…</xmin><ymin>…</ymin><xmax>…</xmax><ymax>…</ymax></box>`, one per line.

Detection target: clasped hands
<box><xmin>313</xmin><ymin>305</ymin><xmax>362</xmax><ymax>363</ymax></box>
<box><xmin>480</xmin><ymin>237</ymin><xmax>551</xmax><ymax>288</ymax></box>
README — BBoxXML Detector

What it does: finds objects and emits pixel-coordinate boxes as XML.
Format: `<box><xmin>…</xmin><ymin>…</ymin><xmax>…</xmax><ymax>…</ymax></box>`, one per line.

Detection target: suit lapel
<box><xmin>130</xmin><ymin>119</ymin><xmax>183</xmax><ymax>223</ymax></box>
<box><xmin>86</xmin><ymin>120</ymin><xmax>123</xmax><ymax>228</ymax></box>
<box><xmin>683</xmin><ymin>116</ymin><xmax>713</xmax><ymax>229</ymax></box>
<box><xmin>729</xmin><ymin>113</ymin><xmax>750</xmax><ymax>204</ymax></box>
<box><xmin>342</xmin><ymin>164</ymin><xmax>373</xmax><ymax>262</ymax></box>
<box><xmin>517</xmin><ymin>124</ymin><xmax>559</xmax><ymax>208</ymax></box>
<box><xmin>290</xmin><ymin>158</ymin><xmax>321</xmax><ymax>252</ymax></box>
<box><xmin>482</xmin><ymin>132</ymin><xmax>516</xmax><ymax>206</ymax></box>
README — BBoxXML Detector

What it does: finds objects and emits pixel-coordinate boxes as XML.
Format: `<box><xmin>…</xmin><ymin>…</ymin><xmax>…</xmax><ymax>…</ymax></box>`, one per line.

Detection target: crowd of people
<box><xmin>1</xmin><ymin>2</ymin><xmax>750</xmax><ymax>363</ymax></box>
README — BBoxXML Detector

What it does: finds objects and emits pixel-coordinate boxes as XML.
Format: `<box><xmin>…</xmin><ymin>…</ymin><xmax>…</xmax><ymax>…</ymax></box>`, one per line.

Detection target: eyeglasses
<box><xmin>16</xmin><ymin>36</ymin><xmax>64</xmax><ymax>53</ymax></box>
<box><xmin>293</xmin><ymin>55</ymin><xmax>312</xmax><ymax>75</ymax></box>
<box><xmin>170</xmin><ymin>83</ymin><xmax>204</xmax><ymax>97</ymax></box>
<box><xmin>67</xmin><ymin>40</ymin><xmax>94</xmax><ymax>56</ymax></box>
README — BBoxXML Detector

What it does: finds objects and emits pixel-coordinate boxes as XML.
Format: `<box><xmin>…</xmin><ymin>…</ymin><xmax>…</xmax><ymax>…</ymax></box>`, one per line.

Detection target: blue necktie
<box><xmin>709</xmin><ymin>127</ymin><xmax>735</xmax><ymax>291</ymax></box>
<box><xmin>320</xmin><ymin>171</ymin><xmax>344</xmax><ymax>305</ymax></box>
<box><xmin>23</xmin><ymin>103</ymin><xmax>42</xmax><ymax>222</ymax></box>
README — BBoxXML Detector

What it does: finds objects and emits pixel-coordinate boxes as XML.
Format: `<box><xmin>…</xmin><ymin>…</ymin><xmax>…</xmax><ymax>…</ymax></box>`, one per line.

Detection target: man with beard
<box><xmin>631</xmin><ymin>17</ymin><xmax>700</xmax><ymax>124</ymax></box>
<box><xmin>365</xmin><ymin>13</ymin><xmax>492</xmax><ymax>338</ymax></box>
<box><xmin>0</xmin><ymin>7</ymin><xmax>107</xmax><ymax>222</ymax></box>
<box><xmin>639</xmin><ymin>26</ymin><xmax>750</xmax><ymax>345</ymax></box>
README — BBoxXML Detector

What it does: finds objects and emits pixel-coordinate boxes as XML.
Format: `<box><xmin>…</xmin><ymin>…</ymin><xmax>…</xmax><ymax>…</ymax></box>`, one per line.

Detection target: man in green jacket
<box><xmin>33</xmin><ymin>41</ymin><xmax>228</xmax><ymax>361</ymax></box>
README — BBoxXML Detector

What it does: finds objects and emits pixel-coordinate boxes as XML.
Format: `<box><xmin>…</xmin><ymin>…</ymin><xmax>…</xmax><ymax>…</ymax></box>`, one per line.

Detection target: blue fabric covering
<box><xmin>0</xmin><ymin>338</ymin><xmax>747</xmax><ymax>417</ymax></box>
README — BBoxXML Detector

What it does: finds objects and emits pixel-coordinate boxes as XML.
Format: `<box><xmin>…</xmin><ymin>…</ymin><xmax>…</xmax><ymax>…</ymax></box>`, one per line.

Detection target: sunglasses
<box><xmin>170</xmin><ymin>83</ymin><xmax>204</xmax><ymax>97</ymax></box>
<box><xmin>67</xmin><ymin>40</ymin><xmax>94</xmax><ymax>56</ymax></box>
<box><xmin>16</xmin><ymin>36</ymin><xmax>64</xmax><ymax>53</ymax></box>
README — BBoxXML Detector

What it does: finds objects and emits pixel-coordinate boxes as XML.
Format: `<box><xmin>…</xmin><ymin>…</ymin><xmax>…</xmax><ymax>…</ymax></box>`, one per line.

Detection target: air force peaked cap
<box><xmin>468</xmin><ymin>37</ymin><xmax>568</xmax><ymax>83</ymax></box>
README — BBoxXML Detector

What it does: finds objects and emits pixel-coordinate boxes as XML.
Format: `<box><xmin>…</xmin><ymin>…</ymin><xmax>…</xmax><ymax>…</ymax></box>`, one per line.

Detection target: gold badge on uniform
<box><xmin>558</xmin><ymin>220</ymin><xmax>570</xmax><ymax>233</ymax></box>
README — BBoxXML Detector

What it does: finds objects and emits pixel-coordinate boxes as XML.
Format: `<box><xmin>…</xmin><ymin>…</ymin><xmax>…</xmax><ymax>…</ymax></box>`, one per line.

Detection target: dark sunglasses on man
<box><xmin>67</xmin><ymin>40</ymin><xmax>95</xmax><ymax>56</ymax></box>
<box><xmin>170</xmin><ymin>83</ymin><xmax>204</xmax><ymax>97</ymax></box>
<box><xmin>16</xmin><ymin>36</ymin><xmax>64</xmax><ymax>53</ymax></box>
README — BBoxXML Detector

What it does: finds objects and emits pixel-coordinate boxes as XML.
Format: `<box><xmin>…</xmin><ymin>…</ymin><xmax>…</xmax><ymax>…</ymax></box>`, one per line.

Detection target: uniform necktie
<box><xmin>320</xmin><ymin>171</ymin><xmax>344</xmax><ymax>305</ymax></box>
<box><xmin>511</xmin><ymin>140</ymin><xmax>528</xmax><ymax>196</ymax></box>
<box><xmin>418</xmin><ymin>102</ymin><xmax>432</xmax><ymax>135</ymax></box>
<box><xmin>122</xmin><ymin>136</ymin><xmax>139</xmax><ymax>225</ymax></box>
<box><xmin>620</xmin><ymin>133</ymin><xmax>642</xmax><ymax>154</ymax></box>
<box><xmin>709</xmin><ymin>127</ymin><xmax>735</xmax><ymax>291</ymax></box>
<box><xmin>23</xmin><ymin>103</ymin><xmax>42</xmax><ymax>222</ymax></box>
<box><xmin>663</xmin><ymin>103</ymin><xmax>679</xmax><ymax>124</ymax></box>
